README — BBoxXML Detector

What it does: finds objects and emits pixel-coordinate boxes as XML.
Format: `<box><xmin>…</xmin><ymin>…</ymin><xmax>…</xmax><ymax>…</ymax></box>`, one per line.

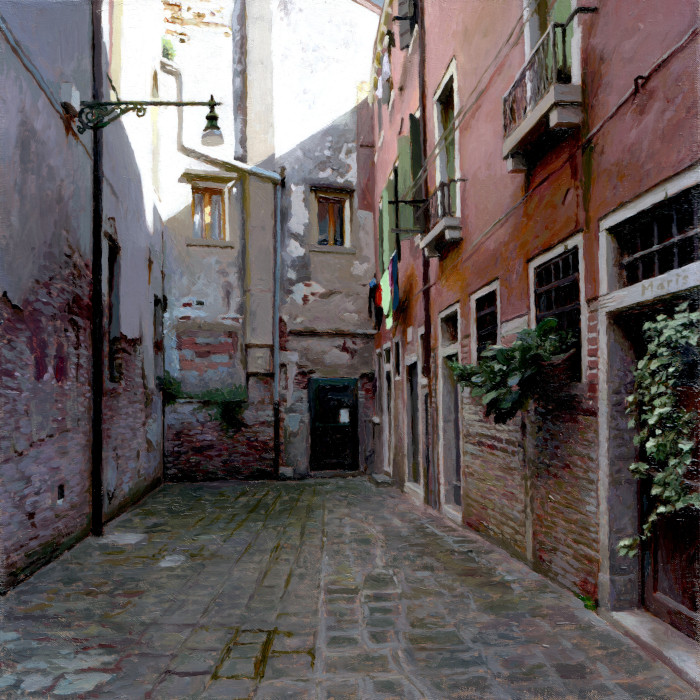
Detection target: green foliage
<box><xmin>156</xmin><ymin>371</ymin><xmax>183</xmax><ymax>406</ymax></box>
<box><xmin>199</xmin><ymin>386</ymin><xmax>248</xmax><ymax>431</ymax></box>
<box><xmin>618</xmin><ymin>302</ymin><xmax>700</xmax><ymax>558</ymax></box>
<box><xmin>577</xmin><ymin>594</ymin><xmax>597</xmax><ymax>611</ymax></box>
<box><xmin>162</xmin><ymin>37</ymin><xmax>176</xmax><ymax>61</ymax></box>
<box><xmin>156</xmin><ymin>374</ymin><xmax>247</xmax><ymax>431</ymax></box>
<box><xmin>450</xmin><ymin>318</ymin><xmax>576</xmax><ymax>424</ymax></box>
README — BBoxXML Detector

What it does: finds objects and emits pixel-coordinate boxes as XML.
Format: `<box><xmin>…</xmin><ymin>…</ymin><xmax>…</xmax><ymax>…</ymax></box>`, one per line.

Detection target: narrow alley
<box><xmin>0</xmin><ymin>479</ymin><xmax>694</xmax><ymax>699</ymax></box>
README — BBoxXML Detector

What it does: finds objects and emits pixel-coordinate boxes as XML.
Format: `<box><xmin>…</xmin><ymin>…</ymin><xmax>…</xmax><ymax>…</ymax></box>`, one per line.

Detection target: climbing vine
<box><xmin>618</xmin><ymin>302</ymin><xmax>700</xmax><ymax>558</ymax></box>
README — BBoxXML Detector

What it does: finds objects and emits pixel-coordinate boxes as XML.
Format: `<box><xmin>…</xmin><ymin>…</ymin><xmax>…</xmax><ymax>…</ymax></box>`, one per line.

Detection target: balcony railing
<box><xmin>417</xmin><ymin>179</ymin><xmax>463</xmax><ymax>257</ymax></box>
<box><xmin>421</xmin><ymin>180</ymin><xmax>459</xmax><ymax>231</ymax></box>
<box><xmin>503</xmin><ymin>23</ymin><xmax>572</xmax><ymax>138</ymax></box>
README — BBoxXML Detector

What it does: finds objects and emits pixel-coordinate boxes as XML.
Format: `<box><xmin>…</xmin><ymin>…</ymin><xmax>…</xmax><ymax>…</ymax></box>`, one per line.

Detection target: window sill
<box><xmin>186</xmin><ymin>239</ymin><xmax>235</xmax><ymax>248</ymax></box>
<box><xmin>309</xmin><ymin>245</ymin><xmax>356</xmax><ymax>255</ymax></box>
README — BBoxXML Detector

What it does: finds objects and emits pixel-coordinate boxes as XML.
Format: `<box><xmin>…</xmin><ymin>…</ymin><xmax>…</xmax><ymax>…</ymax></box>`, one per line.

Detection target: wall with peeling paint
<box><xmin>0</xmin><ymin>0</ymin><xmax>167</xmax><ymax>588</ymax></box>
<box><xmin>157</xmin><ymin>0</ymin><xmax>379</xmax><ymax>479</ymax></box>
<box><xmin>271</xmin><ymin>0</ymin><xmax>379</xmax><ymax>476</ymax></box>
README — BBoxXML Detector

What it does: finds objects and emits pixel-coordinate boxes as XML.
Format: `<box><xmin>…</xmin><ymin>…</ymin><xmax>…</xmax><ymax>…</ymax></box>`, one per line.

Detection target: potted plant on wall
<box><xmin>449</xmin><ymin>317</ymin><xmax>576</xmax><ymax>424</ymax></box>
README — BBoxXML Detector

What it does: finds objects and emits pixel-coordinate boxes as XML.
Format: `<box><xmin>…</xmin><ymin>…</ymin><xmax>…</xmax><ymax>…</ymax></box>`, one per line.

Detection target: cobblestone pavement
<box><xmin>0</xmin><ymin>479</ymin><xmax>695</xmax><ymax>699</ymax></box>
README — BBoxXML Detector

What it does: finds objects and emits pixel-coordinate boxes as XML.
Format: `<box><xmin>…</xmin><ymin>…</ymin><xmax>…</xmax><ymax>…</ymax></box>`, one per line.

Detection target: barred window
<box><xmin>534</xmin><ymin>247</ymin><xmax>581</xmax><ymax>379</ymax></box>
<box><xmin>610</xmin><ymin>185</ymin><xmax>699</xmax><ymax>287</ymax></box>
<box><xmin>475</xmin><ymin>290</ymin><xmax>498</xmax><ymax>357</ymax></box>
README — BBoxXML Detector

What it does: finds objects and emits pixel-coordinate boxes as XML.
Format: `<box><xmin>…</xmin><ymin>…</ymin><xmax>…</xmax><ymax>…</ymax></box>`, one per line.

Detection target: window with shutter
<box><xmin>312</xmin><ymin>188</ymin><xmax>352</xmax><ymax>249</ymax></box>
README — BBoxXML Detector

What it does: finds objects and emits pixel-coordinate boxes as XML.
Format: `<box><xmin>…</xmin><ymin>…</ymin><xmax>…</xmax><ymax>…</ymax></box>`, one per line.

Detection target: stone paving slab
<box><xmin>0</xmin><ymin>479</ymin><xmax>696</xmax><ymax>699</ymax></box>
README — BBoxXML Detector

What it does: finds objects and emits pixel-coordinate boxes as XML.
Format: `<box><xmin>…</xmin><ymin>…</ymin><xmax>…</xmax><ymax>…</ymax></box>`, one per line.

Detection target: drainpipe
<box><xmin>272</xmin><ymin>167</ymin><xmax>286</xmax><ymax>476</ymax></box>
<box><xmin>417</xmin><ymin>0</ymin><xmax>434</xmax><ymax>507</ymax></box>
<box><xmin>90</xmin><ymin>0</ymin><xmax>104</xmax><ymax>536</ymax></box>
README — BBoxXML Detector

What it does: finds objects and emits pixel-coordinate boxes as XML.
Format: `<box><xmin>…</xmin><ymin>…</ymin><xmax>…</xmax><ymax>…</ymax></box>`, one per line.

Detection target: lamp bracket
<box><xmin>76</xmin><ymin>98</ymin><xmax>221</xmax><ymax>133</ymax></box>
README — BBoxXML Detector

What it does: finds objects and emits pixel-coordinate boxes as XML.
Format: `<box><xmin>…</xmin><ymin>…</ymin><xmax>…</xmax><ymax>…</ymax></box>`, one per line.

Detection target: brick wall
<box><xmin>164</xmin><ymin>376</ymin><xmax>276</xmax><ymax>481</ymax></box>
<box><xmin>460</xmin><ymin>394</ymin><xmax>528</xmax><ymax>556</ymax></box>
<box><xmin>102</xmin><ymin>337</ymin><xmax>163</xmax><ymax>522</ymax></box>
<box><xmin>0</xmin><ymin>251</ymin><xmax>93</xmax><ymax>591</ymax></box>
<box><xmin>529</xmin><ymin>390</ymin><xmax>599</xmax><ymax>599</ymax></box>
<box><xmin>176</xmin><ymin>328</ymin><xmax>243</xmax><ymax>394</ymax></box>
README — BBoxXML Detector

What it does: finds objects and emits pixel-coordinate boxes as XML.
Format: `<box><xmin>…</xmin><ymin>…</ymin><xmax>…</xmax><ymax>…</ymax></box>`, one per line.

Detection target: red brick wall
<box><xmin>0</xmin><ymin>250</ymin><xmax>93</xmax><ymax>591</ymax></box>
<box><xmin>176</xmin><ymin>328</ymin><xmax>242</xmax><ymax>391</ymax></box>
<box><xmin>529</xmin><ymin>396</ymin><xmax>599</xmax><ymax>599</ymax></box>
<box><xmin>461</xmin><ymin>396</ymin><xmax>528</xmax><ymax>557</ymax></box>
<box><xmin>102</xmin><ymin>337</ymin><xmax>163</xmax><ymax>521</ymax></box>
<box><xmin>164</xmin><ymin>376</ymin><xmax>276</xmax><ymax>481</ymax></box>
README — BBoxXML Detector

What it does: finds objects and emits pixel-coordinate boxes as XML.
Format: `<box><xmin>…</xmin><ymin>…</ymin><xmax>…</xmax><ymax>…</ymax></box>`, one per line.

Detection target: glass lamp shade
<box><xmin>201</xmin><ymin>126</ymin><xmax>224</xmax><ymax>147</ymax></box>
<box><xmin>201</xmin><ymin>95</ymin><xmax>224</xmax><ymax>146</ymax></box>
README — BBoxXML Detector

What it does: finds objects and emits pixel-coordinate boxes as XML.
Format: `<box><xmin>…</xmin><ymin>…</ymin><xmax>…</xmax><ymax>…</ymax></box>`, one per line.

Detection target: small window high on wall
<box><xmin>192</xmin><ymin>188</ymin><xmax>224</xmax><ymax>240</ymax></box>
<box><xmin>317</xmin><ymin>195</ymin><xmax>345</xmax><ymax>246</ymax></box>
<box><xmin>475</xmin><ymin>290</ymin><xmax>498</xmax><ymax>357</ymax></box>
<box><xmin>313</xmin><ymin>188</ymin><xmax>351</xmax><ymax>248</ymax></box>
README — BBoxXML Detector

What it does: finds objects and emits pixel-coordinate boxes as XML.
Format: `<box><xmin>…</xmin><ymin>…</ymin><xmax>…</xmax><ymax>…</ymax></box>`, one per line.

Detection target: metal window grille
<box><xmin>475</xmin><ymin>290</ymin><xmax>498</xmax><ymax>357</ymax></box>
<box><xmin>610</xmin><ymin>185</ymin><xmax>699</xmax><ymax>288</ymax></box>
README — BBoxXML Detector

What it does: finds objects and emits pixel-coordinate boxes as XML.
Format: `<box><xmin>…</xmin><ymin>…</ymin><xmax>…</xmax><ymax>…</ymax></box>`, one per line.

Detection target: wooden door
<box><xmin>643</xmin><ymin>380</ymin><xmax>700</xmax><ymax>638</ymax></box>
<box><xmin>309</xmin><ymin>379</ymin><xmax>358</xmax><ymax>472</ymax></box>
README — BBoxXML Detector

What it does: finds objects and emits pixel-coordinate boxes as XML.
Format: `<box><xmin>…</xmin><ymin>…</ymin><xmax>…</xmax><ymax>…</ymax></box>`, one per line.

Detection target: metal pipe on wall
<box><xmin>272</xmin><ymin>168</ymin><xmax>286</xmax><ymax>476</ymax></box>
<box><xmin>90</xmin><ymin>0</ymin><xmax>104</xmax><ymax>536</ymax></box>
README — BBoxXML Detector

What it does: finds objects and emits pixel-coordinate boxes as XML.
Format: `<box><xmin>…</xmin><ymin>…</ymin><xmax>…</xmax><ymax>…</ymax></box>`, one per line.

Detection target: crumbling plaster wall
<box><xmin>270</xmin><ymin>0</ymin><xmax>379</xmax><ymax>475</ymax></box>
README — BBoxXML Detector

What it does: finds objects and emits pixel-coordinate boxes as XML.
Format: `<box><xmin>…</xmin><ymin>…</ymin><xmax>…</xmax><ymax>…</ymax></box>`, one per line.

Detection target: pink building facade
<box><xmin>367</xmin><ymin>0</ymin><xmax>698</xmax><ymax>647</ymax></box>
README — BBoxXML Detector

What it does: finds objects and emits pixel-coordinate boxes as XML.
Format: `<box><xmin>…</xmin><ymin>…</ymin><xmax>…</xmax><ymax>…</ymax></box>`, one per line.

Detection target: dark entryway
<box><xmin>612</xmin><ymin>296</ymin><xmax>699</xmax><ymax>638</ymax></box>
<box><xmin>309</xmin><ymin>378</ymin><xmax>359</xmax><ymax>472</ymax></box>
<box><xmin>407</xmin><ymin>363</ymin><xmax>420</xmax><ymax>484</ymax></box>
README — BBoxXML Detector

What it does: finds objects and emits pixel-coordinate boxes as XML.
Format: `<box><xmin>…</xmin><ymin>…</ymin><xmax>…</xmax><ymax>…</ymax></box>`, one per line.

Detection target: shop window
<box><xmin>192</xmin><ymin>187</ymin><xmax>224</xmax><ymax>240</ymax></box>
<box><xmin>610</xmin><ymin>185</ymin><xmax>699</xmax><ymax>288</ymax></box>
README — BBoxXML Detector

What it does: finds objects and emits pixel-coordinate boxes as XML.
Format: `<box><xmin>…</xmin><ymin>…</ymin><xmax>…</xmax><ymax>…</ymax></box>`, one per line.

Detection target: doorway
<box><xmin>440</xmin><ymin>353</ymin><xmax>462</xmax><ymax>509</ymax></box>
<box><xmin>406</xmin><ymin>362</ymin><xmax>420</xmax><ymax>485</ymax></box>
<box><xmin>607</xmin><ymin>298</ymin><xmax>699</xmax><ymax>638</ymax></box>
<box><xmin>309</xmin><ymin>378</ymin><xmax>358</xmax><ymax>472</ymax></box>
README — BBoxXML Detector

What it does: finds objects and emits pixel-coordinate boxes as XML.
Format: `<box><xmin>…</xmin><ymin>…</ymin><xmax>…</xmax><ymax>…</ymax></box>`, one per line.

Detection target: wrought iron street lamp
<box><xmin>65</xmin><ymin>94</ymin><xmax>223</xmax><ymax>146</ymax></box>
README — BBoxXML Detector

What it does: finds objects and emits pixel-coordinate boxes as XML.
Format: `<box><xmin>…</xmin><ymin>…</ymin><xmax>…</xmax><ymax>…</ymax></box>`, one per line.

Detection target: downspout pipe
<box><xmin>272</xmin><ymin>168</ymin><xmax>286</xmax><ymax>476</ymax></box>
<box><xmin>90</xmin><ymin>0</ymin><xmax>104</xmax><ymax>536</ymax></box>
<box><xmin>417</xmin><ymin>0</ymin><xmax>434</xmax><ymax>507</ymax></box>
